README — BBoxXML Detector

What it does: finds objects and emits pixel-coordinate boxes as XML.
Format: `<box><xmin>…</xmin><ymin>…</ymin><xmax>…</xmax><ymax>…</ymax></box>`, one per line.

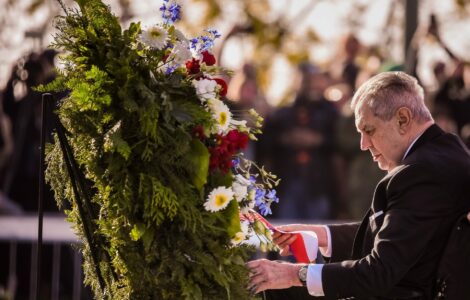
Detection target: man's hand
<box><xmin>467</xmin><ymin>212</ymin><xmax>470</xmax><ymax>222</ymax></box>
<box><xmin>246</xmin><ymin>259</ymin><xmax>306</xmax><ymax>294</ymax></box>
<box><xmin>273</xmin><ymin>224</ymin><xmax>329</xmax><ymax>256</ymax></box>
<box><xmin>273</xmin><ymin>226</ymin><xmax>299</xmax><ymax>256</ymax></box>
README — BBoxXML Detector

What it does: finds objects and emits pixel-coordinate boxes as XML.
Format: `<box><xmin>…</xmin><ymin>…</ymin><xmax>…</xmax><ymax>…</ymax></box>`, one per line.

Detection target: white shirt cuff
<box><xmin>319</xmin><ymin>225</ymin><xmax>332</xmax><ymax>257</ymax></box>
<box><xmin>307</xmin><ymin>264</ymin><xmax>324</xmax><ymax>296</ymax></box>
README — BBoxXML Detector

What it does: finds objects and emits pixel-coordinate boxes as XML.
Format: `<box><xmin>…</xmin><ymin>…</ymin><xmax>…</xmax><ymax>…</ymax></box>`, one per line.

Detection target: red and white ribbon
<box><xmin>241</xmin><ymin>211</ymin><xmax>318</xmax><ymax>263</ymax></box>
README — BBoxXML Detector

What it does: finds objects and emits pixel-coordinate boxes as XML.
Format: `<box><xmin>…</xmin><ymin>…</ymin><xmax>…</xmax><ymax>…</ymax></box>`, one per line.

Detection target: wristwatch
<box><xmin>298</xmin><ymin>265</ymin><xmax>308</xmax><ymax>286</ymax></box>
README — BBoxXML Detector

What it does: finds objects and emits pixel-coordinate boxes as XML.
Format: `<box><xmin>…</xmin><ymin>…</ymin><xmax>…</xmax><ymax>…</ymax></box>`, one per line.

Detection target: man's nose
<box><xmin>360</xmin><ymin>134</ymin><xmax>370</xmax><ymax>151</ymax></box>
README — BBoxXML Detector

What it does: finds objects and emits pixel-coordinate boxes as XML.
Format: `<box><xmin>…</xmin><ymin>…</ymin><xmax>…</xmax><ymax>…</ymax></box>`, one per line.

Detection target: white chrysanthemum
<box><xmin>235</xmin><ymin>174</ymin><xmax>251</xmax><ymax>186</ymax></box>
<box><xmin>171</xmin><ymin>41</ymin><xmax>192</xmax><ymax>65</ymax></box>
<box><xmin>139</xmin><ymin>26</ymin><xmax>168</xmax><ymax>49</ymax></box>
<box><xmin>232</xmin><ymin>175</ymin><xmax>250</xmax><ymax>202</ymax></box>
<box><xmin>193</xmin><ymin>79</ymin><xmax>218</xmax><ymax>101</ymax></box>
<box><xmin>204</xmin><ymin>186</ymin><xmax>234</xmax><ymax>212</ymax></box>
<box><xmin>232</xmin><ymin>182</ymin><xmax>247</xmax><ymax>202</ymax></box>
<box><xmin>207</xmin><ymin>98</ymin><xmax>232</xmax><ymax>133</ymax></box>
<box><xmin>174</xmin><ymin>28</ymin><xmax>189</xmax><ymax>43</ymax></box>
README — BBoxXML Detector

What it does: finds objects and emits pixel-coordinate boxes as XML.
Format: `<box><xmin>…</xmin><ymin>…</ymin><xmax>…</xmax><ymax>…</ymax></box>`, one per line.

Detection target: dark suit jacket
<box><xmin>322</xmin><ymin>125</ymin><xmax>470</xmax><ymax>300</ymax></box>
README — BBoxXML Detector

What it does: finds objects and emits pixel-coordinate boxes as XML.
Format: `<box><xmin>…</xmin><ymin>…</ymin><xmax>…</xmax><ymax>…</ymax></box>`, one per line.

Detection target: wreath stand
<box><xmin>36</xmin><ymin>93</ymin><xmax>115</xmax><ymax>299</ymax></box>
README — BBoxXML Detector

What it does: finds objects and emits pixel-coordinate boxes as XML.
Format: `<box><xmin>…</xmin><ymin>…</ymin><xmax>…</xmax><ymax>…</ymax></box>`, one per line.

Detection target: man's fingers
<box><xmin>467</xmin><ymin>212</ymin><xmax>470</xmax><ymax>222</ymax></box>
<box><xmin>273</xmin><ymin>232</ymin><xmax>296</xmax><ymax>245</ymax></box>
<box><xmin>279</xmin><ymin>246</ymin><xmax>291</xmax><ymax>256</ymax></box>
<box><xmin>275</xmin><ymin>234</ymin><xmax>298</xmax><ymax>249</ymax></box>
<box><xmin>248</xmin><ymin>273</ymin><xmax>272</xmax><ymax>294</ymax></box>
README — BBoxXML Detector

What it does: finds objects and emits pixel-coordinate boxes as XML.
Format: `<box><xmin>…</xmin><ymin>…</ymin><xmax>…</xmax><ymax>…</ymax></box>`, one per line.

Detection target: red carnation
<box><xmin>226</xmin><ymin>130</ymin><xmax>249</xmax><ymax>150</ymax></box>
<box><xmin>186</xmin><ymin>58</ymin><xmax>201</xmax><ymax>75</ymax></box>
<box><xmin>208</xmin><ymin>130</ymin><xmax>249</xmax><ymax>173</ymax></box>
<box><xmin>213</xmin><ymin>78</ymin><xmax>228</xmax><ymax>97</ymax></box>
<box><xmin>201</xmin><ymin>51</ymin><xmax>216</xmax><ymax>66</ymax></box>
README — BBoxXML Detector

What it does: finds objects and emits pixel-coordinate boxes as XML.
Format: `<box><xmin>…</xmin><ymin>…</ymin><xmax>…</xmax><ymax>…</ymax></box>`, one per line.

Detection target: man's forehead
<box><xmin>354</xmin><ymin>106</ymin><xmax>367</xmax><ymax>128</ymax></box>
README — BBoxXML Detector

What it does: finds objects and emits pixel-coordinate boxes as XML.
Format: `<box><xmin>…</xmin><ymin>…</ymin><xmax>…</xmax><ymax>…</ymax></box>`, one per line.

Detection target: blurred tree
<box><xmin>1</xmin><ymin>0</ymin><xmax>470</xmax><ymax>101</ymax></box>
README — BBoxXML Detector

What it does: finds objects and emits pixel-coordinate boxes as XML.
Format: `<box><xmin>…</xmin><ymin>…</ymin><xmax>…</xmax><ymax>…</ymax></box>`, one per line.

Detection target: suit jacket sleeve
<box><xmin>322</xmin><ymin>164</ymin><xmax>454</xmax><ymax>299</ymax></box>
<box><xmin>327</xmin><ymin>222</ymin><xmax>360</xmax><ymax>262</ymax></box>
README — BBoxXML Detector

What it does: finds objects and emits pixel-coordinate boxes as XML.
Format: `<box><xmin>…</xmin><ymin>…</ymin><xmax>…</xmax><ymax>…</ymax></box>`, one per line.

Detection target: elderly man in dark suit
<box><xmin>247</xmin><ymin>72</ymin><xmax>470</xmax><ymax>299</ymax></box>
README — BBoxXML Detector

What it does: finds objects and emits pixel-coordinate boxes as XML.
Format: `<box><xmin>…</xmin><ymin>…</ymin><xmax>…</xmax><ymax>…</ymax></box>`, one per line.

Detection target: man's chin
<box><xmin>377</xmin><ymin>161</ymin><xmax>391</xmax><ymax>171</ymax></box>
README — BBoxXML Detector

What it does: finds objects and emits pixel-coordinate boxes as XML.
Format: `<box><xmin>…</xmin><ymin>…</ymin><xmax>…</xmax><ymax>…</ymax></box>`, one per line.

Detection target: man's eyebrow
<box><xmin>358</xmin><ymin>124</ymin><xmax>372</xmax><ymax>132</ymax></box>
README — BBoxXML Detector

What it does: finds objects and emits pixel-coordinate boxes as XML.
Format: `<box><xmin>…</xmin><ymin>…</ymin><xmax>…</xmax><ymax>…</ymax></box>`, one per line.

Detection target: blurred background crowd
<box><xmin>1</xmin><ymin>0</ymin><xmax>470</xmax><ymax>299</ymax></box>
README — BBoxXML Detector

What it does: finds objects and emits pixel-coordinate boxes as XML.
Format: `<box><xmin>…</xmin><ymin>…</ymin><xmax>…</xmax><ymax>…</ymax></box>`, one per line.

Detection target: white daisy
<box><xmin>193</xmin><ymin>78</ymin><xmax>218</xmax><ymax>102</ymax></box>
<box><xmin>207</xmin><ymin>99</ymin><xmax>232</xmax><ymax>133</ymax></box>
<box><xmin>231</xmin><ymin>231</ymin><xmax>246</xmax><ymax>245</ymax></box>
<box><xmin>139</xmin><ymin>25</ymin><xmax>168</xmax><ymax>50</ymax></box>
<box><xmin>231</xmin><ymin>221</ymin><xmax>251</xmax><ymax>245</ymax></box>
<box><xmin>204</xmin><ymin>186</ymin><xmax>234</xmax><ymax>212</ymax></box>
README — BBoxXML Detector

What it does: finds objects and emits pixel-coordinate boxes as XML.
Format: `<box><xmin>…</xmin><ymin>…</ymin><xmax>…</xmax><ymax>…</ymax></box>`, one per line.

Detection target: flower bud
<box><xmin>259</xmin><ymin>242</ymin><xmax>267</xmax><ymax>252</ymax></box>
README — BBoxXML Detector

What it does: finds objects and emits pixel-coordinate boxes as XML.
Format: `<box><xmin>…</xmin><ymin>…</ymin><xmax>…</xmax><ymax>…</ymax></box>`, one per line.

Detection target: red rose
<box><xmin>186</xmin><ymin>58</ymin><xmax>201</xmax><ymax>75</ymax></box>
<box><xmin>213</xmin><ymin>78</ymin><xmax>228</xmax><ymax>97</ymax></box>
<box><xmin>201</xmin><ymin>50</ymin><xmax>216</xmax><ymax>66</ymax></box>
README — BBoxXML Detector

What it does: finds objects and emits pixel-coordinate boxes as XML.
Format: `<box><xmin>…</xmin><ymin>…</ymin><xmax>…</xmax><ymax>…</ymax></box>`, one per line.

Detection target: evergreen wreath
<box><xmin>38</xmin><ymin>0</ymin><xmax>280</xmax><ymax>298</ymax></box>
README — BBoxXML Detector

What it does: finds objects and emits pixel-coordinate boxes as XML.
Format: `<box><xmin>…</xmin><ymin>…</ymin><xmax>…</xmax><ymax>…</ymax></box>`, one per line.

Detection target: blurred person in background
<box><xmin>259</xmin><ymin>63</ymin><xmax>341</xmax><ymax>220</ymax></box>
<box><xmin>229</xmin><ymin>62</ymin><xmax>271</xmax><ymax>160</ymax></box>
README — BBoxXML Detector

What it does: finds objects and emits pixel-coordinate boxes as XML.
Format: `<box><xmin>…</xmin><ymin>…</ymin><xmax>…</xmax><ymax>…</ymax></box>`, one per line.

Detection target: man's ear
<box><xmin>396</xmin><ymin>107</ymin><xmax>412</xmax><ymax>134</ymax></box>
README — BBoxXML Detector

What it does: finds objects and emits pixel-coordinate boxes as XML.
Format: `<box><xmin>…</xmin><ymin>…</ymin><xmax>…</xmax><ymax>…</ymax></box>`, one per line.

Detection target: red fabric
<box><xmin>240</xmin><ymin>211</ymin><xmax>310</xmax><ymax>263</ymax></box>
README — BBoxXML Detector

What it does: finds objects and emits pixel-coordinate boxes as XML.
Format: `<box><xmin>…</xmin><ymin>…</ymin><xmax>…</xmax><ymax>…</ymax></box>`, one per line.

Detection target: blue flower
<box><xmin>232</xmin><ymin>157</ymin><xmax>240</xmax><ymax>168</ymax></box>
<box><xmin>206</xmin><ymin>29</ymin><xmax>221</xmax><ymax>39</ymax></box>
<box><xmin>160</xmin><ymin>1</ymin><xmax>181</xmax><ymax>24</ymax></box>
<box><xmin>255</xmin><ymin>188</ymin><xmax>265</xmax><ymax>200</ymax></box>
<box><xmin>165</xmin><ymin>65</ymin><xmax>177</xmax><ymax>74</ymax></box>
<box><xmin>266</xmin><ymin>189</ymin><xmax>276</xmax><ymax>199</ymax></box>
<box><xmin>258</xmin><ymin>202</ymin><xmax>272</xmax><ymax>216</ymax></box>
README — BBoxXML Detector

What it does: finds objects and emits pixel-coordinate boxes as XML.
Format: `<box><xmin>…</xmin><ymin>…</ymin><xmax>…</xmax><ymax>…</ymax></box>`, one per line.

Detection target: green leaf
<box><xmin>222</xmin><ymin>199</ymin><xmax>241</xmax><ymax>237</ymax></box>
<box><xmin>130</xmin><ymin>223</ymin><xmax>146</xmax><ymax>241</ymax></box>
<box><xmin>187</xmin><ymin>139</ymin><xmax>209</xmax><ymax>191</ymax></box>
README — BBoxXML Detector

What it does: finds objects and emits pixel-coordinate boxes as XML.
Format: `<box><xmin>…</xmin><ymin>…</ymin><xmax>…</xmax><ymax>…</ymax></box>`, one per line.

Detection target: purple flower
<box><xmin>266</xmin><ymin>189</ymin><xmax>279</xmax><ymax>203</ymax></box>
<box><xmin>160</xmin><ymin>1</ymin><xmax>181</xmax><ymax>24</ymax></box>
<box><xmin>206</xmin><ymin>29</ymin><xmax>221</xmax><ymax>38</ymax></box>
<box><xmin>255</xmin><ymin>188</ymin><xmax>265</xmax><ymax>201</ymax></box>
<box><xmin>190</xmin><ymin>38</ymin><xmax>198</xmax><ymax>50</ymax></box>
<box><xmin>258</xmin><ymin>202</ymin><xmax>272</xmax><ymax>216</ymax></box>
<box><xmin>232</xmin><ymin>157</ymin><xmax>240</xmax><ymax>168</ymax></box>
<box><xmin>165</xmin><ymin>65</ymin><xmax>177</xmax><ymax>74</ymax></box>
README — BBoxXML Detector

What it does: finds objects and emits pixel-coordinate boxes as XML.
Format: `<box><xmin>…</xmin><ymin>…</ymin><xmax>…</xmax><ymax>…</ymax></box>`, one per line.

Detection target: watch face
<box><xmin>299</xmin><ymin>266</ymin><xmax>308</xmax><ymax>282</ymax></box>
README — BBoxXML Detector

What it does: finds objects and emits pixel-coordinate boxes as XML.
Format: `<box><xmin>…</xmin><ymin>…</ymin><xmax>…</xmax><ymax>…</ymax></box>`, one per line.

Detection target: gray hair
<box><xmin>351</xmin><ymin>71</ymin><xmax>433</xmax><ymax>122</ymax></box>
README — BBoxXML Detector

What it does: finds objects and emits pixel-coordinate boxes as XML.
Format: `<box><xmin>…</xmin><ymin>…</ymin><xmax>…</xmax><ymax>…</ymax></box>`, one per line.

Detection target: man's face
<box><xmin>355</xmin><ymin>105</ymin><xmax>407</xmax><ymax>171</ymax></box>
